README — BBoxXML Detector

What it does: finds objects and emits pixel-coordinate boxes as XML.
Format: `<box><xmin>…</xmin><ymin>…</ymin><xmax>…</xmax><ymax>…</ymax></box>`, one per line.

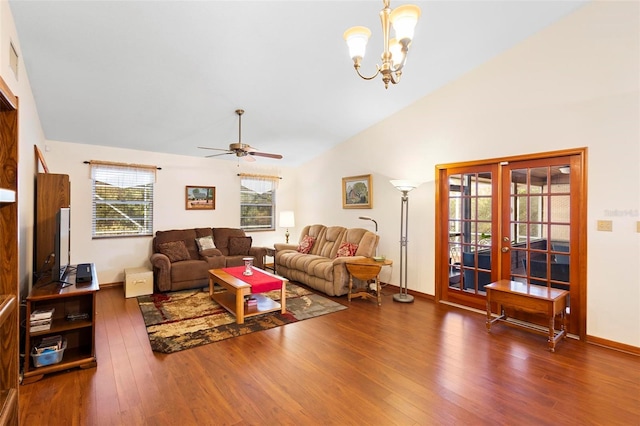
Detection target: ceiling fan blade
<box><xmin>205</xmin><ymin>152</ymin><xmax>233</xmax><ymax>158</ymax></box>
<box><xmin>249</xmin><ymin>151</ymin><xmax>283</xmax><ymax>159</ymax></box>
<box><xmin>198</xmin><ymin>146</ymin><xmax>232</xmax><ymax>152</ymax></box>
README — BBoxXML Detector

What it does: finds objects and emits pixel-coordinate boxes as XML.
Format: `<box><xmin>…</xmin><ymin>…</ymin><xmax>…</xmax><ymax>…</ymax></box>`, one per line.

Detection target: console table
<box><xmin>485</xmin><ymin>280</ymin><xmax>568</xmax><ymax>352</ymax></box>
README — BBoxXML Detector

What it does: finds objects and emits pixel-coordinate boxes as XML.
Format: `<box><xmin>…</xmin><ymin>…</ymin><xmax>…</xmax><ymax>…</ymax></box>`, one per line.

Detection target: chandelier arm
<box><xmin>354</xmin><ymin>64</ymin><xmax>382</xmax><ymax>81</ymax></box>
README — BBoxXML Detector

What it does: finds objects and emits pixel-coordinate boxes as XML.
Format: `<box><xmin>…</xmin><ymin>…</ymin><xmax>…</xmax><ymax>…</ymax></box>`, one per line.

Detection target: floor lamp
<box><xmin>359</xmin><ymin>216</ymin><xmax>379</xmax><ymax>257</ymax></box>
<box><xmin>390</xmin><ymin>180</ymin><xmax>420</xmax><ymax>303</ymax></box>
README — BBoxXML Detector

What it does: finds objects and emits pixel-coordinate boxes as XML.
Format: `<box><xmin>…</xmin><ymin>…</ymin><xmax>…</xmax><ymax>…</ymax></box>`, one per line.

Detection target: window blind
<box><xmin>240</xmin><ymin>174</ymin><xmax>278</xmax><ymax>231</ymax></box>
<box><xmin>90</xmin><ymin>162</ymin><xmax>155</xmax><ymax>238</ymax></box>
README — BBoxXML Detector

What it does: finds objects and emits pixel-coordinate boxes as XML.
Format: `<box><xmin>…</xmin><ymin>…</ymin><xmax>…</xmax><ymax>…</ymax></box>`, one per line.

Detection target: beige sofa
<box><xmin>150</xmin><ymin>227</ymin><xmax>267</xmax><ymax>292</ymax></box>
<box><xmin>274</xmin><ymin>224</ymin><xmax>379</xmax><ymax>296</ymax></box>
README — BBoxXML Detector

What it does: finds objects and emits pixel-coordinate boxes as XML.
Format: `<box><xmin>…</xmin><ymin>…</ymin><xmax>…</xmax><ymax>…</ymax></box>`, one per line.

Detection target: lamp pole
<box><xmin>390</xmin><ymin>179</ymin><xmax>420</xmax><ymax>303</ymax></box>
<box><xmin>394</xmin><ymin>189</ymin><xmax>413</xmax><ymax>303</ymax></box>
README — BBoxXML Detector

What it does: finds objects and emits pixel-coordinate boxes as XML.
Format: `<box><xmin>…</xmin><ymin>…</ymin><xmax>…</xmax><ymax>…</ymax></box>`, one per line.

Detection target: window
<box><xmin>91</xmin><ymin>162</ymin><xmax>155</xmax><ymax>238</ymax></box>
<box><xmin>240</xmin><ymin>175</ymin><xmax>277</xmax><ymax>231</ymax></box>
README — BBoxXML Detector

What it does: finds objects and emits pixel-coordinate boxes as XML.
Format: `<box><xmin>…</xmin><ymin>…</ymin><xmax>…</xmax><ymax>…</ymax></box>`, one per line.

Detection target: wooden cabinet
<box><xmin>0</xmin><ymin>76</ymin><xmax>19</xmax><ymax>425</ymax></box>
<box><xmin>34</xmin><ymin>173</ymin><xmax>70</xmax><ymax>273</ymax></box>
<box><xmin>23</xmin><ymin>265</ymin><xmax>99</xmax><ymax>384</ymax></box>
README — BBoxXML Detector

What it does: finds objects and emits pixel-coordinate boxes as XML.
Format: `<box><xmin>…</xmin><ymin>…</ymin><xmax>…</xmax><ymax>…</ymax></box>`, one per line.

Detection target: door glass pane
<box><xmin>511</xmin><ymin>169</ymin><xmax>527</xmax><ymax>194</ymax></box>
<box><xmin>529</xmin><ymin>195</ymin><xmax>543</xmax><ymax>222</ymax></box>
<box><xmin>550</xmin><ymin>195</ymin><xmax>570</xmax><ymax>221</ymax></box>
<box><xmin>531</xmin><ymin>167</ymin><xmax>548</xmax><ymax>190</ymax></box>
<box><xmin>550</xmin><ymin>164</ymin><xmax>570</xmax><ymax>193</ymax></box>
<box><xmin>477</xmin><ymin>197</ymin><xmax>492</xmax><ymax>221</ymax></box>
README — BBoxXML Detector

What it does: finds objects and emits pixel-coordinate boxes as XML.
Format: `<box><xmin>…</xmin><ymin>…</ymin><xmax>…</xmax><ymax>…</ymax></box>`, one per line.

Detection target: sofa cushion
<box><xmin>213</xmin><ymin>228</ymin><xmax>249</xmax><ymax>256</ymax></box>
<box><xmin>158</xmin><ymin>241</ymin><xmax>191</xmax><ymax>262</ymax></box>
<box><xmin>229</xmin><ymin>236</ymin><xmax>252</xmax><ymax>256</ymax></box>
<box><xmin>195</xmin><ymin>235</ymin><xmax>215</xmax><ymax>251</ymax></box>
<box><xmin>200</xmin><ymin>248</ymin><xmax>222</xmax><ymax>257</ymax></box>
<box><xmin>335</xmin><ymin>242</ymin><xmax>358</xmax><ymax>258</ymax></box>
<box><xmin>297</xmin><ymin>235</ymin><xmax>316</xmax><ymax>254</ymax></box>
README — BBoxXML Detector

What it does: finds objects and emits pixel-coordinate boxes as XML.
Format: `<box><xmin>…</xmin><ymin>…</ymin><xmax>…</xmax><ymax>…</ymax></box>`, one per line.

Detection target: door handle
<box><xmin>501</xmin><ymin>247</ymin><xmax>510</xmax><ymax>253</ymax></box>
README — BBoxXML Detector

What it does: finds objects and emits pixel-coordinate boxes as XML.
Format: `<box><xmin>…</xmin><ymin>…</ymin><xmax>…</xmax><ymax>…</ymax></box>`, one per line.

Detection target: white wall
<box><xmin>42</xmin><ymin>140</ymin><xmax>297</xmax><ymax>285</ymax></box>
<box><xmin>0</xmin><ymin>0</ymin><xmax>46</xmax><ymax>298</ymax></box>
<box><xmin>297</xmin><ymin>1</ymin><xmax>640</xmax><ymax>347</ymax></box>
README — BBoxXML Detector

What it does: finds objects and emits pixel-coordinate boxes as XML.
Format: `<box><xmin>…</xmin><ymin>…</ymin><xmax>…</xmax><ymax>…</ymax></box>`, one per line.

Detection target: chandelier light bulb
<box><xmin>388</xmin><ymin>38</ymin><xmax>403</xmax><ymax>69</ymax></box>
<box><xmin>343</xmin><ymin>26</ymin><xmax>372</xmax><ymax>61</ymax></box>
<box><xmin>390</xmin><ymin>4</ymin><xmax>421</xmax><ymax>43</ymax></box>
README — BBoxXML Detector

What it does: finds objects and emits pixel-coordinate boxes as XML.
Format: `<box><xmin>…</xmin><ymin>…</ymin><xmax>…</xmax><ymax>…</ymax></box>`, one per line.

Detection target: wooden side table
<box><xmin>346</xmin><ymin>258</ymin><xmax>392</xmax><ymax>306</ymax></box>
<box><xmin>263</xmin><ymin>247</ymin><xmax>276</xmax><ymax>273</ymax></box>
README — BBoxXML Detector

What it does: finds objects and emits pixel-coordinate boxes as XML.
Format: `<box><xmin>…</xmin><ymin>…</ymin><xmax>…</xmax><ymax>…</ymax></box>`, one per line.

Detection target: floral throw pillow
<box><xmin>297</xmin><ymin>235</ymin><xmax>316</xmax><ymax>254</ymax></box>
<box><xmin>195</xmin><ymin>236</ymin><xmax>215</xmax><ymax>252</ymax></box>
<box><xmin>158</xmin><ymin>241</ymin><xmax>191</xmax><ymax>262</ymax></box>
<box><xmin>335</xmin><ymin>242</ymin><xmax>358</xmax><ymax>258</ymax></box>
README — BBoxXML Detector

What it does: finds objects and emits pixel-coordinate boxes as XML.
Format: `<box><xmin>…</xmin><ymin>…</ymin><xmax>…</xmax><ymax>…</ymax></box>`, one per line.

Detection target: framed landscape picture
<box><xmin>342</xmin><ymin>174</ymin><xmax>372</xmax><ymax>209</ymax></box>
<box><xmin>186</xmin><ymin>186</ymin><xmax>215</xmax><ymax>210</ymax></box>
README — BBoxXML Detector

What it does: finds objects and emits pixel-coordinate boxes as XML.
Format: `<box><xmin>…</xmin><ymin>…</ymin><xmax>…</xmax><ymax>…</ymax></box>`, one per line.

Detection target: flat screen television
<box><xmin>52</xmin><ymin>207</ymin><xmax>71</xmax><ymax>284</ymax></box>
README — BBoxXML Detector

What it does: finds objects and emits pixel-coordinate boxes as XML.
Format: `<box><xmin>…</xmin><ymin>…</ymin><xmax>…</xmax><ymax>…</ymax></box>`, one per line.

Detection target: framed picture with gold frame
<box><xmin>342</xmin><ymin>174</ymin><xmax>372</xmax><ymax>209</ymax></box>
<box><xmin>185</xmin><ymin>186</ymin><xmax>215</xmax><ymax>210</ymax></box>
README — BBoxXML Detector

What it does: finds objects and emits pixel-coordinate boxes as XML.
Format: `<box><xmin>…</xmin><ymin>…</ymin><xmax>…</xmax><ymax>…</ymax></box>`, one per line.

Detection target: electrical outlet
<box><xmin>597</xmin><ymin>220</ymin><xmax>612</xmax><ymax>232</ymax></box>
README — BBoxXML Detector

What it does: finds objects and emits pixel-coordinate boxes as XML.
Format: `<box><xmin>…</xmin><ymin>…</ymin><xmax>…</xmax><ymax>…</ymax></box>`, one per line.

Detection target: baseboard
<box><xmin>587</xmin><ymin>335</ymin><xmax>640</xmax><ymax>356</ymax></box>
<box><xmin>100</xmin><ymin>281</ymin><xmax>123</xmax><ymax>289</ymax></box>
<box><xmin>381</xmin><ymin>283</ymin><xmax>434</xmax><ymax>301</ymax></box>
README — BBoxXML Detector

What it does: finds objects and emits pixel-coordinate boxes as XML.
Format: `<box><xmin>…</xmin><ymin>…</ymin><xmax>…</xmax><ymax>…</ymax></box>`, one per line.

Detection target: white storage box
<box><xmin>125</xmin><ymin>267</ymin><xmax>153</xmax><ymax>298</ymax></box>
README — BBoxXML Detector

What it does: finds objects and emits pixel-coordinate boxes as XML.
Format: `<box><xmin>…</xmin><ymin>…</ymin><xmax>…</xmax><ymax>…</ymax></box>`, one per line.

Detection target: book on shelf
<box><xmin>34</xmin><ymin>335</ymin><xmax>63</xmax><ymax>353</ymax></box>
<box><xmin>30</xmin><ymin>322</ymin><xmax>52</xmax><ymax>333</ymax></box>
<box><xmin>30</xmin><ymin>307</ymin><xmax>55</xmax><ymax>321</ymax></box>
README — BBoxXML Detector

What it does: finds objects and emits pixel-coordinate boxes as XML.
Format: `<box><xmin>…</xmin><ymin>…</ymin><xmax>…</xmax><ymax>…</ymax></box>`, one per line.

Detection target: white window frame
<box><xmin>91</xmin><ymin>162</ymin><xmax>155</xmax><ymax>238</ymax></box>
<box><xmin>240</xmin><ymin>175</ymin><xmax>277</xmax><ymax>231</ymax></box>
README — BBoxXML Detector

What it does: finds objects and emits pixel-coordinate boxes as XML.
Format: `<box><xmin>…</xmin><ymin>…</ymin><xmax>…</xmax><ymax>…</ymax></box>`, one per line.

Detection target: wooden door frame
<box><xmin>435</xmin><ymin>148</ymin><xmax>587</xmax><ymax>340</ymax></box>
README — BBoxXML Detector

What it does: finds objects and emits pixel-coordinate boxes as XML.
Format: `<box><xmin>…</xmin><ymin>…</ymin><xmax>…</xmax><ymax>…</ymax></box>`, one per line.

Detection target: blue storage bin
<box><xmin>31</xmin><ymin>338</ymin><xmax>66</xmax><ymax>367</ymax></box>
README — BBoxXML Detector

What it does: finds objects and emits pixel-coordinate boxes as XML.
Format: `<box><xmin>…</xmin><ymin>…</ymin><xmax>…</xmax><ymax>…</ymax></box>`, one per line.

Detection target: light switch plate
<box><xmin>597</xmin><ymin>220</ymin><xmax>612</xmax><ymax>232</ymax></box>
<box><xmin>637</xmin><ymin>221</ymin><xmax>640</xmax><ymax>233</ymax></box>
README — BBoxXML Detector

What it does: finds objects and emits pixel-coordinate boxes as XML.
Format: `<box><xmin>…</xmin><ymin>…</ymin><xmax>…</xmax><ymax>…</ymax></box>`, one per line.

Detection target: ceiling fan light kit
<box><xmin>343</xmin><ymin>0</ymin><xmax>421</xmax><ymax>89</ymax></box>
<box><xmin>198</xmin><ymin>109</ymin><xmax>283</xmax><ymax>162</ymax></box>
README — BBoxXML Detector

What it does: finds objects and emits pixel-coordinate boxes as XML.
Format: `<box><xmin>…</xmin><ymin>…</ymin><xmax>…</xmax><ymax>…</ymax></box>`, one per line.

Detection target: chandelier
<box><xmin>343</xmin><ymin>0</ymin><xmax>421</xmax><ymax>89</ymax></box>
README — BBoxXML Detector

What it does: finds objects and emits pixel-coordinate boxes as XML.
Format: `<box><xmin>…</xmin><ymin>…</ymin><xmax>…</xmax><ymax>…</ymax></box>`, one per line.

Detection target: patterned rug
<box><xmin>137</xmin><ymin>282</ymin><xmax>347</xmax><ymax>353</ymax></box>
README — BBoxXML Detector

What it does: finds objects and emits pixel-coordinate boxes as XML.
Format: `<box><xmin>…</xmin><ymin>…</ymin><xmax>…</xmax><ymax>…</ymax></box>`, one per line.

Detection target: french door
<box><xmin>436</xmin><ymin>150</ymin><xmax>586</xmax><ymax>337</ymax></box>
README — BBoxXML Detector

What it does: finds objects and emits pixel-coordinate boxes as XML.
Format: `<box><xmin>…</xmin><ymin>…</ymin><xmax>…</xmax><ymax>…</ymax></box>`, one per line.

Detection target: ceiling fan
<box><xmin>198</xmin><ymin>109</ymin><xmax>283</xmax><ymax>162</ymax></box>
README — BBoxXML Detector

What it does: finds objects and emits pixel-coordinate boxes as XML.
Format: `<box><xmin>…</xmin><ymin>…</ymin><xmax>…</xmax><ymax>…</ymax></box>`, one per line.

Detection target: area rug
<box><xmin>137</xmin><ymin>282</ymin><xmax>347</xmax><ymax>353</ymax></box>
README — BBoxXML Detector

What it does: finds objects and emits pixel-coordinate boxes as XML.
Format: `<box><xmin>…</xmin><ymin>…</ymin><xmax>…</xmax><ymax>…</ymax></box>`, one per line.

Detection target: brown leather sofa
<box><xmin>274</xmin><ymin>224</ymin><xmax>379</xmax><ymax>296</ymax></box>
<box><xmin>150</xmin><ymin>227</ymin><xmax>267</xmax><ymax>292</ymax></box>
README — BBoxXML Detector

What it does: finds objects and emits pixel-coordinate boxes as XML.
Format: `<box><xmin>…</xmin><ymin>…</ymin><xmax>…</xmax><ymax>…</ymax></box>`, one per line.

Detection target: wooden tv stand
<box><xmin>23</xmin><ymin>264</ymin><xmax>99</xmax><ymax>384</ymax></box>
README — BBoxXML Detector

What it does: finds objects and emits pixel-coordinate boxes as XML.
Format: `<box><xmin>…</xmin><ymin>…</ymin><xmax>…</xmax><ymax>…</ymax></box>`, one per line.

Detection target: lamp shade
<box><xmin>388</xmin><ymin>38</ymin><xmax>404</xmax><ymax>69</ymax></box>
<box><xmin>343</xmin><ymin>26</ymin><xmax>372</xmax><ymax>60</ymax></box>
<box><xmin>390</xmin><ymin>4</ymin><xmax>421</xmax><ymax>43</ymax></box>
<box><xmin>390</xmin><ymin>179</ymin><xmax>421</xmax><ymax>192</ymax></box>
<box><xmin>279</xmin><ymin>211</ymin><xmax>295</xmax><ymax>228</ymax></box>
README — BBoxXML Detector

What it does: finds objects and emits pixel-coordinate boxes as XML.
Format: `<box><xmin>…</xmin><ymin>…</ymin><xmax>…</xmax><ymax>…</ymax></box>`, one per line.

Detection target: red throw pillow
<box><xmin>158</xmin><ymin>241</ymin><xmax>191</xmax><ymax>262</ymax></box>
<box><xmin>297</xmin><ymin>235</ymin><xmax>316</xmax><ymax>254</ymax></box>
<box><xmin>335</xmin><ymin>242</ymin><xmax>358</xmax><ymax>258</ymax></box>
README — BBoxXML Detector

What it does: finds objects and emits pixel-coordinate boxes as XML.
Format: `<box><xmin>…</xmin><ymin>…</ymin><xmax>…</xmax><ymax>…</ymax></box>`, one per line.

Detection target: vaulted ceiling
<box><xmin>9</xmin><ymin>1</ymin><xmax>586</xmax><ymax>167</ymax></box>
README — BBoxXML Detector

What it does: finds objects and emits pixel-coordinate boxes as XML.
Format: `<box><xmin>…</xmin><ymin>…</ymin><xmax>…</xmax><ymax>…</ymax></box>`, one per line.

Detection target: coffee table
<box><xmin>208</xmin><ymin>267</ymin><xmax>287</xmax><ymax>324</ymax></box>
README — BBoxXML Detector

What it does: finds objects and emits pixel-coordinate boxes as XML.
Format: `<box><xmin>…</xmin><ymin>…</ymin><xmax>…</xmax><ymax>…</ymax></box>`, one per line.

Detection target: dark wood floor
<box><xmin>19</xmin><ymin>285</ymin><xmax>639</xmax><ymax>425</ymax></box>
